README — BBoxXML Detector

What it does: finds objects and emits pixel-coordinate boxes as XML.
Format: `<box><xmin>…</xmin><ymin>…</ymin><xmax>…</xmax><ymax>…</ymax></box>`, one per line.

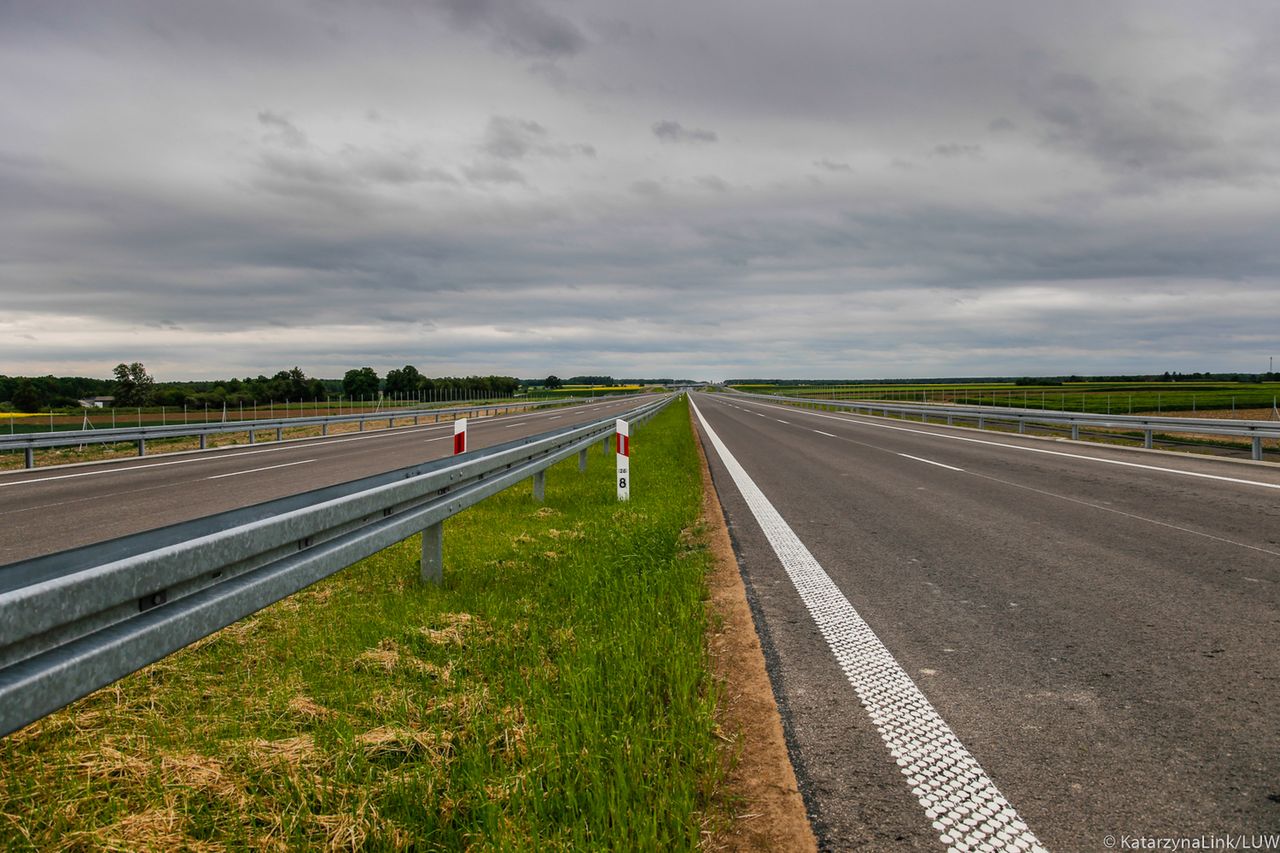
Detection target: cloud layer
<box><xmin>2</xmin><ymin>0</ymin><xmax>1279</xmax><ymax>380</ymax></box>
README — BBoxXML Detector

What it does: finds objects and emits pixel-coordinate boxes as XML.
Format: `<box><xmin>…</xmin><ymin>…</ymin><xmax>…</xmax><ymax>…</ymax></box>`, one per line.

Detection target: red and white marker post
<box><xmin>615</xmin><ymin>418</ymin><xmax>630</xmax><ymax>501</ymax></box>
<box><xmin>453</xmin><ymin>417</ymin><xmax>467</xmax><ymax>455</ymax></box>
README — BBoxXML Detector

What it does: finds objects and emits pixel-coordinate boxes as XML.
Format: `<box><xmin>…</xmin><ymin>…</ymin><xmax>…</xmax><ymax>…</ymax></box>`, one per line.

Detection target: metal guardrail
<box><xmin>0</xmin><ymin>396</ymin><xmax>612</xmax><ymax>469</ymax></box>
<box><xmin>727</xmin><ymin>390</ymin><xmax>1280</xmax><ymax>460</ymax></box>
<box><xmin>0</xmin><ymin>394</ymin><xmax>676</xmax><ymax>737</ymax></box>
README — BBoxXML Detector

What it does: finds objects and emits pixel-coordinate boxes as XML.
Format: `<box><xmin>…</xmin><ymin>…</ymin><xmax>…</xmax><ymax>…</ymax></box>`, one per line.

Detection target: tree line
<box><xmin>0</xmin><ymin>364</ymin><xmax>525</xmax><ymax>412</ymax></box>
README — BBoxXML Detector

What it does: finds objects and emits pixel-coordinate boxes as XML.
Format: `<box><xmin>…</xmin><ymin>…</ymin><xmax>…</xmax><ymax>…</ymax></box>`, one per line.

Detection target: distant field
<box><xmin>735</xmin><ymin>382</ymin><xmax>1280</xmax><ymax>416</ymax></box>
<box><xmin>526</xmin><ymin>385</ymin><xmax>648</xmax><ymax>399</ymax></box>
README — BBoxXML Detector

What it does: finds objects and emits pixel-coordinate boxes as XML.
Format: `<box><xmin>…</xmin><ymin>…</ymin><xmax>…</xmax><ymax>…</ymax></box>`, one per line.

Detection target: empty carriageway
<box><xmin>0</xmin><ymin>396</ymin><xmax>656</xmax><ymax>564</ymax></box>
<box><xmin>690</xmin><ymin>391</ymin><xmax>1280</xmax><ymax>851</ymax></box>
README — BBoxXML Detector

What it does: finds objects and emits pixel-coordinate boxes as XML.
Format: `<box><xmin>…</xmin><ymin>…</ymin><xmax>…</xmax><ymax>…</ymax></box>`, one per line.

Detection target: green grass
<box><xmin>0</xmin><ymin>401</ymin><xmax>724</xmax><ymax>850</ymax></box>
<box><xmin>739</xmin><ymin>382</ymin><xmax>1280</xmax><ymax>416</ymax></box>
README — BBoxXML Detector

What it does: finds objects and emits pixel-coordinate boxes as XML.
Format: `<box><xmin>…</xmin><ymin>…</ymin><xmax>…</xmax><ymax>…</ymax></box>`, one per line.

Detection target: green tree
<box><xmin>342</xmin><ymin>367</ymin><xmax>380</xmax><ymax>399</ymax></box>
<box><xmin>113</xmin><ymin>362</ymin><xmax>155</xmax><ymax>407</ymax></box>
<box><xmin>11</xmin><ymin>379</ymin><xmax>42</xmax><ymax>413</ymax></box>
<box><xmin>384</xmin><ymin>365</ymin><xmax>422</xmax><ymax>397</ymax></box>
<box><xmin>544</xmin><ymin>375</ymin><xmax>562</xmax><ymax>390</ymax></box>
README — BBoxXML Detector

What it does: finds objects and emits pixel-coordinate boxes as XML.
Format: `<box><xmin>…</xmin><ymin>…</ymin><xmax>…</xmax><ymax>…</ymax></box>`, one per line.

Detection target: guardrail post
<box><xmin>199</xmin><ymin>434</ymin><xmax>207</xmax><ymax>450</ymax></box>
<box><xmin>359</xmin><ymin>419</ymin><xmax>365</xmax><ymax>432</ymax></box>
<box><xmin>532</xmin><ymin>470</ymin><xmax>546</xmax><ymax>501</ymax></box>
<box><xmin>421</xmin><ymin>522</ymin><xmax>443</xmax><ymax>584</ymax></box>
<box><xmin>947</xmin><ymin>414</ymin><xmax>954</xmax><ymax>426</ymax></box>
<box><xmin>978</xmin><ymin>415</ymin><xmax>985</xmax><ymax>429</ymax></box>
<box><xmin>1071</xmin><ymin>424</ymin><xmax>1079</xmax><ymax>440</ymax></box>
<box><xmin>1018</xmin><ymin>420</ymin><xmax>1026</xmax><ymax>434</ymax></box>
<box><xmin>249</xmin><ymin>430</ymin><xmax>256</xmax><ymax>444</ymax></box>
<box><xmin>276</xmin><ymin>427</ymin><xmax>283</xmax><ymax>442</ymax></box>
<box><xmin>138</xmin><ymin>439</ymin><xmax>146</xmax><ymax>457</ymax></box>
<box><xmin>1252</xmin><ymin>436</ymin><xmax>1263</xmax><ymax>461</ymax></box>
<box><xmin>322</xmin><ymin>423</ymin><xmax>328</xmax><ymax>436</ymax></box>
<box><xmin>24</xmin><ymin>447</ymin><xmax>34</xmax><ymax>469</ymax></box>
<box><xmin>1144</xmin><ymin>430</ymin><xmax>1153</xmax><ymax>449</ymax></box>
<box><xmin>578</xmin><ymin>449</ymin><xmax>588</xmax><ymax>472</ymax></box>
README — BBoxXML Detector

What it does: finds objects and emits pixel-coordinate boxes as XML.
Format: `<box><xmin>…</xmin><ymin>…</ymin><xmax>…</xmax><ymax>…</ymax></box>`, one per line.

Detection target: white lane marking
<box><xmin>691</xmin><ymin>398</ymin><xmax>1046</xmax><ymax>853</ymax></box>
<box><xmin>549</xmin><ymin>416</ymin><xmax>562</xmax><ymax>420</ymax></box>
<box><xmin>899</xmin><ymin>453</ymin><xmax>964</xmax><ymax>472</ymax></box>
<box><xmin>0</xmin><ymin>403</ymin><xmax>611</xmax><ymax>489</ymax></box>
<box><xmin>714</xmin><ymin>396</ymin><xmax>1280</xmax><ymax>561</ymax></box>
<box><xmin>505</xmin><ymin>422</ymin><xmax>528</xmax><ymax>428</ymax></box>
<box><xmin>777</xmin><ymin>419</ymin><xmax>790</xmax><ymax>424</ymax></box>
<box><xmin>813</xmin><ymin>430</ymin><xmax>837</xmax><ymax>437</ymax></box>
<box><xmin>735</xmin><ymin>398</ymin><xmax>1280</xmax><ymax>492</ymax></box>
<box><xmin>0</xmin><ymin>422</ymin><xmax>462</xmax><ymax>488</ymax></box>
<box><xmin>206</xmin><ymin>459</ymin><xmax>315</xmax><ymax>480</ymax></box>
<box><xmin>425</xmin><ymin>437</ymin><xmax>448</xmax><ymax>443</ymax></box>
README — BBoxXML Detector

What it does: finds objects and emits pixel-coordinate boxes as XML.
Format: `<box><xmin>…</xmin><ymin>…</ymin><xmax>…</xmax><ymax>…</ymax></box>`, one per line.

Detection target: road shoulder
<box><xmin>694</xmin><ymin>408</ymin><xmax>817</xmax><ymax>852</ymax></box>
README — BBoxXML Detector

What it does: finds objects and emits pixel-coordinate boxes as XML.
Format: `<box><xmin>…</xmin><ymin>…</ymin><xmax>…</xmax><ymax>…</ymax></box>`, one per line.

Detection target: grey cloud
<box><xmin>933</xmin><ymin>143</ymin><xmax>982</xmax><ymax>158</ymax></box>
<box><xmin>629</xmin><ymin>179</ymin><xmax>664</xmax><ymax>198</ymax></box>
<box><xmin>652</xmin><ymin>120</ymin><xmax>718</xmax><ymax>144</ymax></box>
<box><xmin>463</xmin><ymin>162</ymin><xmax>526</xmax><ymax>185</ymax></box>
<box><xmin>253</xmin><ymin>147</ymin><xmax>459</xmax><ymax>206</ymax></box>
<box><xmin>1025</xmin><ymin>69</ymin><xmax>1273</xmax><ymax>184</ymax></box>
<box><xmin>433</xmin><ymin>0</ymin><xmax>586</xmax><ymax>58</ymax></box>
<box><xmin>258</xmin><ymin>111</ymin><xmax>308</xmax><ymax>148</ymax></box>
<box><xmin>5</xmin><ymin>0</ymin><xmax>1280</xmax><ymax>381</ymax></box>
<box><xmin>483</xmin><ymin>117</ymin><xmax>548</xmax><ymax>159</ymax></box>
<box><xmin>480</xmin><ymin>116</ymin><xmax>597</xmax><ymax>161</ymax></box>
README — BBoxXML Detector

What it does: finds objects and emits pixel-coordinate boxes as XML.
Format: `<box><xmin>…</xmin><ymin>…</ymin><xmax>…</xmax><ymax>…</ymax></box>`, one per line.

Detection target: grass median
<box><xmin>0</xmin><ymin>401</ymin><xmax>726</xmax><ymax>850</ymax></box>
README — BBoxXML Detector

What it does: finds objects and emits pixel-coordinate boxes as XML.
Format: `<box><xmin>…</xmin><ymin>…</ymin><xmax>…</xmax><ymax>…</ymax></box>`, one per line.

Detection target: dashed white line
<box><xmin>777</xmin><ymin>419</ymin><xmax>790</xmax><ymax>424</ymax></box>
<box><xmin>690</xmin><ymin>398</ymin><xmax>1046</xmax><ymax>853</ymax></box>
<box><xmin>898</xmin><ymin>453</ymin><xmax>964</xmax><ymax>472</ymax></box>
<box><xmin>813</xmin><ymin>430</ymin><xmax>837</xmax><ymax>437</ymax></box>
<box><xmin>734</xmin><ymin>398</ymin><xmax>1280</xmax><ymax>492</ymax></box>
<box><xmin>206</xmin><ymin>459</ymin><xmax>316</xmax><ymax>480</ymax></box>
<box><xmin>0</xmin><ymin>404</ymin><xmax>612</xmax><ymax>489</ymax></box>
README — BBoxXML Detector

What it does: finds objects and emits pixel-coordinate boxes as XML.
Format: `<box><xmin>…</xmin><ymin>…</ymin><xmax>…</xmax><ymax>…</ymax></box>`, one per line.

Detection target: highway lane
<box><xmin>0</xmin><ymin>396</ymin><xmax>654</xmax><ymax>564</ymax></box>
<box><xmin>690</xmin><ymin>392</ymin><xmax>1280</xmax><ymax>851</ymax></box>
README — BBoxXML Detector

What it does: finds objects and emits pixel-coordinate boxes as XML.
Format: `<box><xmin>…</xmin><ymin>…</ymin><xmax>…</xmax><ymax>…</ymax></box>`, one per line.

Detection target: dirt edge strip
<box><xmin>693</xmin><ymin>404</ymin><xmax>818</xmax><ymax>853</ymax></box>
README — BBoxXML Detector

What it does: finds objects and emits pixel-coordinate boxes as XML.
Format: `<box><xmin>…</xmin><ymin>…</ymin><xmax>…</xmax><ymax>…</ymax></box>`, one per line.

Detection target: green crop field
<box><xmin>0</xmin><ymin>402</ymin><xmax>727</xmax><ymax>851</ymax></box>
<box><xmin>524</xmin><ymin>386</ymin><xmax>649</xmax><ymax>400</ymax></box>
<box><xmin>735</xmin><ymin>381</ymin><xmax>1280</xmax><ymax>417</ymax></box>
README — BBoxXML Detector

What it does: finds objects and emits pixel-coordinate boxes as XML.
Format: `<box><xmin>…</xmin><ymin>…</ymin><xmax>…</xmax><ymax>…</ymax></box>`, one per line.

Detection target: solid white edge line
<box><xmin>734</xmin><ymin>398</ymin><xmax>1280</xmax><ymax>492</ymax></box>
<box><xmin>690</xmin><ymin>397</ymin><xmax>1047</xmax><ymax>853</ymax></box>
<box><xmin>206</xmin><ymin>459</ymin><xmax>316</xmax><ymax>479</ymax></box>
<box><xmin>898</xmin><ymin>453</ymin><xmax>964</xmax><ymax>472</ymax></box>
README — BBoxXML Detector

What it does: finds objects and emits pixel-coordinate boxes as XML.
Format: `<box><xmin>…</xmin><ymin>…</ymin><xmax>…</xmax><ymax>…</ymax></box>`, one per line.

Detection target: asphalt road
<box><xmin>0</xmin><ymin>396</ymin><xmax>654</xmax><ymax>565</ymax></box>
<box><xmin>690</xmin><ymin>392</ymin><xmax>1280</xmax><ymax>852</ymax></box>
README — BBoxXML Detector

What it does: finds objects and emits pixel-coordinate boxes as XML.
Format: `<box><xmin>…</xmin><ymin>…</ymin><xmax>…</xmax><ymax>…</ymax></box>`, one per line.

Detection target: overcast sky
<box><xmin>3</xmin><ymin>1</ymin><xmax>1279</xmax><ymax>381</ymax></box>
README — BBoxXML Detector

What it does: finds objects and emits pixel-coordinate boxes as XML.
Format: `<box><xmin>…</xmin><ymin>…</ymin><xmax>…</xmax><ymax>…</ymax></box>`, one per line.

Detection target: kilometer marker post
<box><xmin>616</xmin><ymin>418</ymin><xmax>630</xmax><ymax>501</ymax></box>
<box><xmin>453</xmin><ymin>418</ymin><xmax>467</xmax><ymax>454</ymax></box>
